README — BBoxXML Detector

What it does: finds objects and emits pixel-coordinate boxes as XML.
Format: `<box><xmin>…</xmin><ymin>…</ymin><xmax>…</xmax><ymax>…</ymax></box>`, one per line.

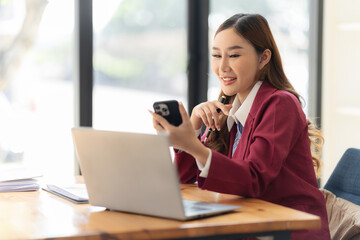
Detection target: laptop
<box><xmin>71</xmin><ymin>127</ymin><xmax>241</xmax><ymax>221</ymax></box>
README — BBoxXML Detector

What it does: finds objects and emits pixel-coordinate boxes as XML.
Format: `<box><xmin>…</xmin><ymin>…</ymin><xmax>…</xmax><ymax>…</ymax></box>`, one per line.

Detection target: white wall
<box><xmin>321</xmin><ymin>0</ymin><xmax>360</xmax><ymax>185</ymax></box>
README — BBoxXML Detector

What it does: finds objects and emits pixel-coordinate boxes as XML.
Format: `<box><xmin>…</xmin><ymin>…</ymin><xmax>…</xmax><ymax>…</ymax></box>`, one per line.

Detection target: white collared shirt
<box><xmin>196</xmin><ymin>81</ymin><xmax>263</xmax><ymax>177</ymax></box>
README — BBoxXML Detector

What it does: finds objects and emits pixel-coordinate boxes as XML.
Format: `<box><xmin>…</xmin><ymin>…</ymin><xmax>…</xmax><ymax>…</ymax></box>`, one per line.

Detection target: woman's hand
<box><xmin>190</xmin><ymin>101</ymin><xmax>232</xmax><ymax>131</ymax></box>
<box><xmin>149</xmin><ymin>102</ymin><xmax>209</xmax><ymax>165</ymax></box>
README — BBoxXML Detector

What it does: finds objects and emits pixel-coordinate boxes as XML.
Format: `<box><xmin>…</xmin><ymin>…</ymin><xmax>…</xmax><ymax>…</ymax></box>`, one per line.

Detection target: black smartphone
<box><xmin>153</xmin><ymin>100</ymin><xmax>182</xmax><ymax>126</ymax></box>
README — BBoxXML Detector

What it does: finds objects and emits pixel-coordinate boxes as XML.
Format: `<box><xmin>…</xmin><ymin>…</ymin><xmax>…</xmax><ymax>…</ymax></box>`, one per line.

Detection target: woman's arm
<box><xmin>150</xmin><ymin>101</ymin><xmax>231</xmax><ymax>183</ymax></box>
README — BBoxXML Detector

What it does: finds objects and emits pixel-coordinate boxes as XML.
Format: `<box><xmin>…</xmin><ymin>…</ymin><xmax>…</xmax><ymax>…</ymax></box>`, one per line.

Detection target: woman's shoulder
<box><xmin>251</xmin><ymin>84</ymin><xmax>305</xmax><ymax>121</ymax></box>
<box><xmin>255</xmin><ymin>81</ymin><xmax>301</xmax><ymax>107</ymax></box>
<box><xmin>265</xmin><ymin>90</ymin><xmax>304</xmax><ymax>117</ymax></box>
<box><xmin>272</xmin><ymin>89</ymin><xmax>301</xmax><ymax>106</ymax></box>
<box><xmin>250</xmin><ymin>81</ymin><xmax>305</xmax><ymax>119</ymax></box>
<box><xmin>257</xmin><ymin>86</ymin><xmax>302</xmax><ymax>109</ymax></box>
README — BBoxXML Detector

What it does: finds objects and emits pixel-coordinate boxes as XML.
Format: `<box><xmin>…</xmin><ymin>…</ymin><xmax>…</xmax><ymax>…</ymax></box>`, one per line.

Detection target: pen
<box><xmin>204</xmin><ymin>96</ymin><xmax>226</xmax><ymax>142</ymax></box>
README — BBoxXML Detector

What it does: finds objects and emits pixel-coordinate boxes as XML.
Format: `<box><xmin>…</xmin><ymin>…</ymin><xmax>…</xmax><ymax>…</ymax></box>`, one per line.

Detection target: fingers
<box><xmin>195</xmin><ymin>101</ymin><xmax>229</xmax><ymax>131</ymax></box>
<box><xmin>178</xmin><ymin>102</ymin><xmax>190</xmax><ymax>123</ymax></box>
<box><xmin>149</xmin><ymin>110</ymin><xmax>171</xmax><ymax>131</ymax></box>
<box><xmin>216</xmin><ymin>103</ymin><xmax>232</xmax><ymax>115</ymax></box>
<box><xmin>151</xmin><ymin>116</ymin><xmax>164</xmax><ymax>132</ymax></box>
<box><xmin>225</xmin><ymin>104</ymin><xmax>233</xmax><ymax>112</ymax></box>
<box><xmin>202</xmin><ymin>105</ymin><xmax>214</xmax><ymax>129</ymax></box>
<box><xmin>207</xmin><ymin>103</ymin><xmax>220</xmax><ymax>130</ymax></box>
<box><xmin>151</xmin><ymin>100</ymin><xmax>230</xmax><ymax>134</ymax></box>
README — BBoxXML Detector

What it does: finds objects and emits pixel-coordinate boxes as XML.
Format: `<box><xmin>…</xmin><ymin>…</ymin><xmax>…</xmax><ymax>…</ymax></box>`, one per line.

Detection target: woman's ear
<box><xmin>258</xmin><ymin>49</ymin><xmax>271</xmax><ymax>70</ymax></box>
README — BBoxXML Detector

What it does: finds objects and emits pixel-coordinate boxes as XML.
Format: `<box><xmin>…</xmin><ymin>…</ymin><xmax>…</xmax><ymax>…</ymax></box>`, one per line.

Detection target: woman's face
<box><xmin>211</xmin><ymin>28</ymin><xmax>261</xmax><ymax>103</ymax></box>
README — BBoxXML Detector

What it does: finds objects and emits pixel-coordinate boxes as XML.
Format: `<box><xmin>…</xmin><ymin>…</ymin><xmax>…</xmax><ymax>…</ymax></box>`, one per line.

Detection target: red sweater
<box><xmin>175</xmin><ymin>82</ymin><xmax>330</xmax><ymax>240</ymax></box>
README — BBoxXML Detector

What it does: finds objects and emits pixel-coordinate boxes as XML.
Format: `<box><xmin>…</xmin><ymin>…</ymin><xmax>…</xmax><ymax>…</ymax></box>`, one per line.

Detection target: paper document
<box><xmin>0</xmin><ymin>166</ymin><xmax>42</xmax><ymax>192</ymax></box>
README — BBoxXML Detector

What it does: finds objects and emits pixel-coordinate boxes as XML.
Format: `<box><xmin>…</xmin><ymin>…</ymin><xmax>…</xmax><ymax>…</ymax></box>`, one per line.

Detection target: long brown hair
<box><xmin>207</xmin><ymin>14</ymin><xmax>323</xmax><ymax>175</ymax></box>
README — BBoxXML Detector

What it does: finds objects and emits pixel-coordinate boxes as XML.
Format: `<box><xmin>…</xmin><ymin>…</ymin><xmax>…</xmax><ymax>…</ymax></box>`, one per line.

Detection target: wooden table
<box><xmin>0</xmin><ymin>183</ymin><xmax>320</xmax><ymax>240</ymax></box>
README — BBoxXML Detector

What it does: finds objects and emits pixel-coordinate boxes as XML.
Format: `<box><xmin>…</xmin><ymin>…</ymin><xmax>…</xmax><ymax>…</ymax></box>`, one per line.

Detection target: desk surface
<box><xmin>0</xmin><ymin>183</ymin><xmax>320</xmax><ymax>240</ymax></box>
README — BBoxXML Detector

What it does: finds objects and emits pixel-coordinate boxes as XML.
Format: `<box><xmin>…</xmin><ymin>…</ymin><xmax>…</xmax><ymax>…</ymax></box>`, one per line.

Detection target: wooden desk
<box><xmin>0</xmin><ymin>184</ymin><xmax>320</xmax><ymax>240</ymax></box>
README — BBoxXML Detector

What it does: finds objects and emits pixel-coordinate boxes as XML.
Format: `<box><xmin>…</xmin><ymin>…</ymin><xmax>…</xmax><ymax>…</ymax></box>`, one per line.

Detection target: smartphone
<box><xmin>153</xmin><ymin>100</ymin><xmax>182</xmax><ymax>126</ymax></box>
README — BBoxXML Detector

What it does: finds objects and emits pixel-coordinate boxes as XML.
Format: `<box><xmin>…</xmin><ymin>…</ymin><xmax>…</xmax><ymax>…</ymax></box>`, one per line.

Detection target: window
<box><xmin>93</xmin><ymin>0</ymin><xmax>187</xmax><ymax>133</ymax></box>
<box><xmin>0</xmin><ymin>0</ymin><xmax>318</xmax><ymax>178</ymax></box>
<box><xmin>0</xmin><ymin>0</ymin><xmax>75</xmax><ymax>178</ymax></box>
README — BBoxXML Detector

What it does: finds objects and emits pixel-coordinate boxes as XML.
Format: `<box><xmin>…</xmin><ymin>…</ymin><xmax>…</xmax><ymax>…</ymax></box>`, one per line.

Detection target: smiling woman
<box><xmin>208</xmin><ymin>0</ymin><xmax>312</xmax><ymax>114</ymax></box>
<box><xmin>150</xmin><ymin>13</ymin><xmax>330</xmax><ymax>240</ymax></box>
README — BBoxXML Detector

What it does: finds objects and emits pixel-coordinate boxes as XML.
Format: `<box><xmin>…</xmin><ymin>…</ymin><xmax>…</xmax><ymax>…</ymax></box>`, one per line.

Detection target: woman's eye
<box><xmin>230</xmin><ymin>54</ymin><xmax>240</xmax><ymax>58</ymax></box>
<box><xmin>211</xmin><ymin>54</ymin><xmax>221</xmax><ymax>58</ymax></box>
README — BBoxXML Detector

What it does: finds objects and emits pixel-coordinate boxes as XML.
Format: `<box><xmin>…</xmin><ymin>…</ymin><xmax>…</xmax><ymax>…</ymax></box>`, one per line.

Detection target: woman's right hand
<box><xmin>150</xmin><ymin>102</ymin><xmax>210</xmax><ymax>164</ymax></box>
<box><xmin>190</xmin><ymin>101</ymin><xmax>232</xmax><ymax>131</ymax></box>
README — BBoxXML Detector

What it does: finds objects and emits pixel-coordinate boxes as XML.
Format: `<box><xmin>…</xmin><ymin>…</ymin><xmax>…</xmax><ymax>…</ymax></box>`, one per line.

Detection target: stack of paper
<box><xmin>0</xmin><ymin>166</ymin><xmax>42</xmax><ymax>192</ymax></box>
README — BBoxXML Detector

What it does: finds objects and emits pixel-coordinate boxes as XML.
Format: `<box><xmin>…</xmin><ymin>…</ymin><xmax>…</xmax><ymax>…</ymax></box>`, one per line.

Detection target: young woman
<box><xmin>150</xmin><ymin>13</ymin><xmax>330</xmax><ymax>240</ymax></box>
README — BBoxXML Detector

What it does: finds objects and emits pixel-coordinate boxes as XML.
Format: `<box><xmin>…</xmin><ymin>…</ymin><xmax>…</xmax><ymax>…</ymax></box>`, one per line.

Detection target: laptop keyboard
<box><xmin>182</xmin><ymin>200</ymin><xmax>241</xmax><ymax>219</ymax></box>
<box><xmin>185</xmin><ymin>205</ymin><xmax>210</xmax><ymax>211</ymax></box>
<box><xmin>183</xmin><ymin>200</ymin><xmax>213</xmax><ymax>212</ymax></box>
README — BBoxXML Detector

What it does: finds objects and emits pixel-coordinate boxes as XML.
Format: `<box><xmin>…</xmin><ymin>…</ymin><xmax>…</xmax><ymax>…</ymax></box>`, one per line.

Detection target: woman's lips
<box><xmin>221</xmin><ymin>76</ymin><xmax>236</xmax><ymax>85</ymax></box>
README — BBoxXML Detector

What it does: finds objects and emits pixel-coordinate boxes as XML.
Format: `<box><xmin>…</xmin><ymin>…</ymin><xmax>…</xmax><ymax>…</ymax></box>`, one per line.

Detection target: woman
<box><xmin>150</xmin><ymin>13</ymin><xmax>330</xmax><ymax>239</ymax></box>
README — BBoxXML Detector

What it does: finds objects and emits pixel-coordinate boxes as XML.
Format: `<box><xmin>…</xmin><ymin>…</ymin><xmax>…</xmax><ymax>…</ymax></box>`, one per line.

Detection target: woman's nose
<box><xmin>220</xmin><ymin>58</ymin><xmax>230</xmax><ymax>72</ymax></box>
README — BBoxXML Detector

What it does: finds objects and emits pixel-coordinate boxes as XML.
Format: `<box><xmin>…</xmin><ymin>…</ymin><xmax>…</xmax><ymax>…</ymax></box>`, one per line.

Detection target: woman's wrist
<box><xmin>187</xmin><ymin>140</ymin><xmax>209</xmax><ymax>166</ymax></box>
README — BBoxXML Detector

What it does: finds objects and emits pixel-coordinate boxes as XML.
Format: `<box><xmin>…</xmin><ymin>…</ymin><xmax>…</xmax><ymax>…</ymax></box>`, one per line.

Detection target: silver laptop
<box><xmin>71</xmin><ymin>128</ymin><xmax>241</xmax><ymax>220</ymax></box>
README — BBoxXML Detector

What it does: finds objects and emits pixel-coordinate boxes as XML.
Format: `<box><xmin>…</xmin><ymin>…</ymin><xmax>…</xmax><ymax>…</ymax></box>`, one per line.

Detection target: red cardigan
<box><xmin>174</xmin><ymin>82</ymin><xmax>330</xmax><ymax>240</ymax></box>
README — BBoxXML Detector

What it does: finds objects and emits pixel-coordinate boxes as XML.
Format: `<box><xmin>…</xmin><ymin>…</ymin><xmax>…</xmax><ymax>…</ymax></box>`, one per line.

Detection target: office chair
<box><xmin>324</xmin><ymin>148</ymin><xmax>360</xmax><ymax>205</ymax></box>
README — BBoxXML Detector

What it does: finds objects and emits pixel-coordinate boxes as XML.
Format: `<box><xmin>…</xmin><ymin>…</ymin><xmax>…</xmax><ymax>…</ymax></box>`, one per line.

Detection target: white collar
<box><xmin>227</xmin><ymin>81</ymin><xmax>263</xmax><ymax>131</ymax></box>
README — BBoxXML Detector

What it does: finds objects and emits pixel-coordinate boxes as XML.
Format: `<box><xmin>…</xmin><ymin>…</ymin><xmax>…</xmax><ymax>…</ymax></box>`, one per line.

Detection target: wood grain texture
<box><xmin>0</xmin><ymin>183</ymin><xmax>320</xmax><ymax>240</ymax></box>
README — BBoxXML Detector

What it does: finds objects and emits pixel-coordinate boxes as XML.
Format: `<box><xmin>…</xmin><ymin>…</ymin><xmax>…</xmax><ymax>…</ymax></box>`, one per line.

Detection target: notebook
<box><xmin>43</xmin><ymin>184</ymin><xmax>89</xmax><ymax>204</ymax></box>
<box><xmin>71</xmin><ymin>128</ymin><xmax>241</xmax><ymax>220</ymax></box>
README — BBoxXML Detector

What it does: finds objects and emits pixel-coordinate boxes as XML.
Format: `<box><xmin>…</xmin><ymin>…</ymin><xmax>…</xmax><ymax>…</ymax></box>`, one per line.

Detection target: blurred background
<box><xmin>0</xmin><ymin>0</ymin><xmax>359</xmax><ymax>185</ymax></box>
